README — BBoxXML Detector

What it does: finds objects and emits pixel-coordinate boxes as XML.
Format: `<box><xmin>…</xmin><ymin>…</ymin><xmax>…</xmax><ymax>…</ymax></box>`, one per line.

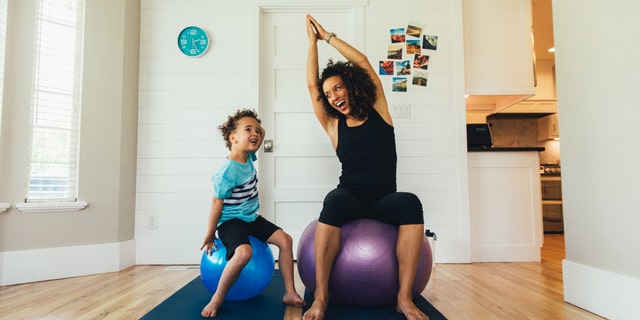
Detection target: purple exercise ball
<box><xmin>297</xmin><ymin>219</ymin><xmax>432</xmax><ymax>307</ymax></box>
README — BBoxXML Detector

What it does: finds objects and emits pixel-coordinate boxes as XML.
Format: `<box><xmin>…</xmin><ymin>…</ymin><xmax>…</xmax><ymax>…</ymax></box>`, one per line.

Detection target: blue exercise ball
<box><xmin>200</xmin><ymin>235</ymin><xmax>275</xmax><ymax>301</ymax></box>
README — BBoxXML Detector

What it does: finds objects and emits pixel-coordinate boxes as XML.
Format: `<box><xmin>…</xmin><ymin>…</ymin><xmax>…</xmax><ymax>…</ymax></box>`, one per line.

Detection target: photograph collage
<box><xmin>379</xmin><ymin>21</ymin><xmax>438</xmax><ymax>92</ymax></box>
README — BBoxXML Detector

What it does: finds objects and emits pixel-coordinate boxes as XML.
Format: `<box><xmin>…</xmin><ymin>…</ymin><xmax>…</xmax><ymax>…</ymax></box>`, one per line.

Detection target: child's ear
<box><xmin>229</xmin><ymin>132</ymin><xmax>238</xmax><ymax>145</ymax></box>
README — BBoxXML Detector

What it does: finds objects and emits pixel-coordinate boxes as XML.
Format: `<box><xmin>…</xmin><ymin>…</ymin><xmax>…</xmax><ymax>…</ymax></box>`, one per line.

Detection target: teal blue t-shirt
<box><xmin>212</xmin><ymin>153</ymin><xmax>259</xmax><ymax>225</ymax></box>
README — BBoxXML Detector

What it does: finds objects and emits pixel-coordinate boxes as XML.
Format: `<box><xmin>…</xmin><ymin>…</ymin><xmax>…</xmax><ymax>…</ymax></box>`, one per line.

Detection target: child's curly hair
<box><xmin>317</xmin><ymin>59</ymin><xmax>377</xmax><ymax>120</ymax></box>
<box><xmin>218</xmin><ymin>108</ymin><xmax>261</xmax><ymax>150</ymax></box>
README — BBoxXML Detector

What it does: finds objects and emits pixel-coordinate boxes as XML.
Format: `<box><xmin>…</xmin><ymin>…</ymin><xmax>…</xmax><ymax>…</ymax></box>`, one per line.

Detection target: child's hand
<box><xmin>200</xmin><ymin>232</ymin><xmax>218</xmax><ymax>256</ymax></box>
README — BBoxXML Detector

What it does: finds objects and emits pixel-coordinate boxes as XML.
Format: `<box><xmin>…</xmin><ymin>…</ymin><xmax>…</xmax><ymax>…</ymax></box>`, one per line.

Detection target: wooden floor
<box><xmin>0</xmin><ymin>234</ymin><xmax>605</xmax><ymax>320</ymax></box>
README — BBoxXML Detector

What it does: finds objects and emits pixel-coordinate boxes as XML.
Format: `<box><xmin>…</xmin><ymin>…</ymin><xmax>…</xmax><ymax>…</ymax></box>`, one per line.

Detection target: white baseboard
<box><xmin>472</xmin><ymin>245</ymin><xmax>541</xmax><ymax>262</ymax></box>
<box><xmin>563</xmin><ymin>259</ymin><xmax>639</xmax><ymax>320</ymax></box>
<box><xmin>434</xmin><ymin>237</ymin><xmax>471</xmax><ymax>263</ymax></box>
<box><xmin>1</xmin><ymin>240</ymin><xmax>136</xmax><ymax>286</ymax></box>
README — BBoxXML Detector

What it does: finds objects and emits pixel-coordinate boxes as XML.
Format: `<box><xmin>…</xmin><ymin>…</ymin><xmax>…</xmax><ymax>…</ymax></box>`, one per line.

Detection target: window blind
<box><xmin>27</xmin><ymin>0</ymin><xmax>85</xmax><ymax>202</ymax></box>
<box><xmin>0</xmin><ymin>0</ymin><xmax>8</xmax><ymax>136</ymax></box>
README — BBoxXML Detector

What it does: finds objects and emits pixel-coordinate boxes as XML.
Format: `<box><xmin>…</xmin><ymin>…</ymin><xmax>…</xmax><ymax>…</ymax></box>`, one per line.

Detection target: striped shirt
<box><xmin>212</xmin><ymin>153</ymin><xmax>260</xmax><ymax>225</ymax></box>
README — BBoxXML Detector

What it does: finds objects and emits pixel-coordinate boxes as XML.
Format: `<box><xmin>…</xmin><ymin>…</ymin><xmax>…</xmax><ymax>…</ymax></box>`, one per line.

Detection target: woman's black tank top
<box><xmin>336</xmin><ymin>109</ymin><xmax>397</xmax><ymax>202</ymax></box>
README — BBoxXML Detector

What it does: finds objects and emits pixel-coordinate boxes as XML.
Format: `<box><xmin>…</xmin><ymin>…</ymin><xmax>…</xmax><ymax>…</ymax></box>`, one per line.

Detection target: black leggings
<box><xmin>318</xmin><ymin>188</ymin><xmax>424</xmax><ymax>227</ymax></box>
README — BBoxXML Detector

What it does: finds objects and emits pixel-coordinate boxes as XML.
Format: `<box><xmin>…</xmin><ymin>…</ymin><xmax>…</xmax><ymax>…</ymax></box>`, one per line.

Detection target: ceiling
<box><xmin>532</xmin><ymin>0</ymin><xmax>555</xmax><ymax>61</ymax></box>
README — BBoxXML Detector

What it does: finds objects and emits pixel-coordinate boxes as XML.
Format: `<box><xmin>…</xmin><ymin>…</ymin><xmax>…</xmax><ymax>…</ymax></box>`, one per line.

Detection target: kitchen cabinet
<box><xmin>463</xmin><ymin>0</ymin><xmax>536</xmax><ymax>112</ymax></box>
<box><xmin>499</xmin><ymin>59</ymin><xmax>557</xmax><ymax>113</ymax></box>
<box><xmin>468</xmin><ymin>150</ymin><xmax>543</xmax><ymax>262</ymax></box>
<box><xmin>538</xmin><ymin>113</ymin><xmax>559</xmax><ymax>141</ymax></box>
<box><xmin>531</xmin><ymin>60</ymin><xmax>556</xmax><ymax>100</ymax></box>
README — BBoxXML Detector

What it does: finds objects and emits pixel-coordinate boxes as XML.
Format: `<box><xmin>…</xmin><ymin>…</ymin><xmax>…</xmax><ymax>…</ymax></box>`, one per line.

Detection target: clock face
<box><xmin>178</xmin><ymin>26</ymin><xmax>209</xmax><ymax>57</ymax></box>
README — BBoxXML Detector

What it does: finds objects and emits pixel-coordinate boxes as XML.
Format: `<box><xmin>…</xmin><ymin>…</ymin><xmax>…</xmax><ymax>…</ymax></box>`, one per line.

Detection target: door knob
<box><xmin>264</xmin><ymin>140</ymin><xmax>273</xmax><ymax>152</ymax></box>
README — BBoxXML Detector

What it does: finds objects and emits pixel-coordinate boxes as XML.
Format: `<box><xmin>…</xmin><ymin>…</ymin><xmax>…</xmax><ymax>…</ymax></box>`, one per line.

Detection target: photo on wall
<box><xmin>412</xmin><ymin>69</ymin><xmax>428</xmax><ymax>87</ymax></box>
<box><xmin>379</xmin><ymin>60</ymin><xmax>394</xmax><ymax>75</ymax></box>
<box><xmin>413</xmin><ymin>54</ymin><xmax>429</xmax><ymax>70</ymax></box>
<box><xmin>395</xmin><ymin>60</ymin><xmax>411</xmax><ymax>76</ymax></box>
<box><xmin>406</xmin><ymin>39</ymin><xmax>421</xmax><ymax>54</ymax></box>
<box><xmin>422</xmin><ymin>34</ymin><xmax>438</xmax><ymax>50</ymax></box>
<box><xmin>406</xmin><ymin>22</ymin><xmax>422</xmax><ymax>38</ymax></box>
<box><xmin>387</xmin><ymin>44</ymin><xmax>403</xmax><ymax>59</ymax></box>
<box><xmin>390</xmin><ymin>28</ymin><xmax>406</xmax><ymax>43</ymax></box>
<box><xmin>392</xmin><ymin>77</ymin><xmax>408</xmax><ymax>92</ymax></box>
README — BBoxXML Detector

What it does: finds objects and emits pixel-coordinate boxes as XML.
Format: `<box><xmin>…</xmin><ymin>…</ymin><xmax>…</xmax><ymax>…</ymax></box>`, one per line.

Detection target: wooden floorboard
<box><xmin>0</xmin><ymin>234</ymin><xmax>605</xmax><ymax>319</ymax></box>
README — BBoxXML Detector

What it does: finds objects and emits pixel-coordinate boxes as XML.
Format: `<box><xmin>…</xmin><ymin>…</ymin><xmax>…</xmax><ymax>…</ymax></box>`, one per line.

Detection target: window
<box><xmin>0</xmin><ymin>0</ymin><xmax>7</xmax><ymax>213</ymax></box>
<box><xmin>0</xmin><ymin>0</ymin><xmax>7</xmax><ymax>136</ymax></box>
<box><xmin>26</xmin><ymin>0</ymin><xmax>85</xmax><ymax>202</ymax></box>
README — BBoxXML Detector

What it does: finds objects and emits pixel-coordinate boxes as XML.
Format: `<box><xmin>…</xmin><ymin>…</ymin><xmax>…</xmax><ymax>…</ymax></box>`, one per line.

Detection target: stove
<box><xmin>540</xmin><ymin>163</ymin><xmax>561</xmax><ymax>175</ymax></box>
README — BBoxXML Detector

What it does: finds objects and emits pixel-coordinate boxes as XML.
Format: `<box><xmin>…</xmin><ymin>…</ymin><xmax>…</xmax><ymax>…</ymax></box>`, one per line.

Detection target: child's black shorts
<box><xmin>217</xmin><ymin>216</ymin><xmax>280</xmax><ymax>260</ymax></box>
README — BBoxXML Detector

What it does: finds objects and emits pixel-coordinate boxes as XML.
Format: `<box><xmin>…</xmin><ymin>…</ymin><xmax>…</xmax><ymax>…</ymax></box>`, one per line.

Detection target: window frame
<box><xmin>16</xmin><ymin>0</ymin><xmax>87</xmax><ymax>213</ymax></box>
<box><xmin>0</xmin><ymin>0</ymin><xmax>8</xmax><ymax>213</ymax></box>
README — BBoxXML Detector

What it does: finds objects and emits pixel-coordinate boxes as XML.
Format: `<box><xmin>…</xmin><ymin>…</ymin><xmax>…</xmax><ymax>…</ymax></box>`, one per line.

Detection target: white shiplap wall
<box><xmin>135</xmin><ymin>0</ymin><xmax>470</xmax><ymax>264</ymax></box>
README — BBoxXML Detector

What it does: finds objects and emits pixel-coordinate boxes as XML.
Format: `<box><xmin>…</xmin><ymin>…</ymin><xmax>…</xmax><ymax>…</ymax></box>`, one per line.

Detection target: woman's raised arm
<box><xmin>307</xmin><ymin>14</ymin><xmax>390</xmax><ymax>124</ymax></box>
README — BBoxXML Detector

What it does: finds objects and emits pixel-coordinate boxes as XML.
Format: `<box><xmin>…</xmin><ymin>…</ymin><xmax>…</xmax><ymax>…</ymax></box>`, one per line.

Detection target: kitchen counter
<box><xmin>468</xmin><ymin>146</ymin><xmax>545</xmax><ymax>152</ymax></box>
<box><xmin>468</xmin><ymin>150</ymin><xmax>543</xmax><ymax>262</ymax></box>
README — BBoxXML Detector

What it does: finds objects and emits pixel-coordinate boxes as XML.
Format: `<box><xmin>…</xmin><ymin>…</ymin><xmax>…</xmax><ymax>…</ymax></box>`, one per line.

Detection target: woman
<box><xmin>303</xmin><ymin>14</ymin><xmax>429</xmax><ymax>320</ymax></box>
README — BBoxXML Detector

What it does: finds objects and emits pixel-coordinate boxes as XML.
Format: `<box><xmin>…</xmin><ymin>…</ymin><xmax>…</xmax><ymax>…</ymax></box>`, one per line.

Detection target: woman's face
<box><xmin>322</xmin><ymin>75</ymin><xmax>350</xmax><ymax>116</ymax></box>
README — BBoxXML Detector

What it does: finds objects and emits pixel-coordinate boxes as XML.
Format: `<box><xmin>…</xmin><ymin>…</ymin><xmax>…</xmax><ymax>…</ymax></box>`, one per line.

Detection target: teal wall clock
<box><xmin>178</xmin><ymin>26</ymin><xmax>209</xmax><ymax>57</ymax></box>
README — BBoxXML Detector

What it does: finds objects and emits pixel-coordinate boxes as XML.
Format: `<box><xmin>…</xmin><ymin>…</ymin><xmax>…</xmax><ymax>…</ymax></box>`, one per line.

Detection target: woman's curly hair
<box><xmin>317</xmin><ymin>59</ymin><xmax>377</xmax><ymax>120</ymax></box>
<box><xmin>218</xmin><ymin>108</ymin><xmax>261</xmax><ymax>150</ymax></box>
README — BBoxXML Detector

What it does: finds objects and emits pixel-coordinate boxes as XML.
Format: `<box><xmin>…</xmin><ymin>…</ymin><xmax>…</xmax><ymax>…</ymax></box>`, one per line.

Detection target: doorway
<box><xmin>253</xmin><ymin>7</ymin><xmax>363</xmax><ymax>258</ymax></box>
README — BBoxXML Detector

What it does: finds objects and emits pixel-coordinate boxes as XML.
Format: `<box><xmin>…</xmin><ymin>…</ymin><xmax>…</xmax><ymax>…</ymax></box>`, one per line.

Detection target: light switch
<box><xmin>391</xmin><ymin>103</ymin><xmax>411</xmax><ymax>118</ymax></box>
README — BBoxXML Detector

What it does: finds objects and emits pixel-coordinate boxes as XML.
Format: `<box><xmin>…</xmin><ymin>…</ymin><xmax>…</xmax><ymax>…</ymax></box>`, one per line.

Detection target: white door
<box><xmin>258</xmin><ymin>9</ymin><xmax>360</xmax><ymax>258</ymax></box>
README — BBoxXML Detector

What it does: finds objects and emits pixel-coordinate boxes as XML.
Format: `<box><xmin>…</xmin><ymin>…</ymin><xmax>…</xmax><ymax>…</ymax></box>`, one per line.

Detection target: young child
<box><xmin>200</xmin><ymin>109</ymin><xmax>305</xmax><ymax>318</ymax></box>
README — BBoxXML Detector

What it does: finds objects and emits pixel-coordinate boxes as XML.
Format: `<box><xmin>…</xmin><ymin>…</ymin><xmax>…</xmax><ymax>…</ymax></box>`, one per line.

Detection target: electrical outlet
<box><xmin>147</xmin><ymin>214</ymin><xmax>158</xmax><ymax>229</ymax></box>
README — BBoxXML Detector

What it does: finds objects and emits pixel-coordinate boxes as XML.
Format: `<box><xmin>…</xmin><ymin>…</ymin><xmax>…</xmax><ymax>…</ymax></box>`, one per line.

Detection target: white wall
<box><xmin>135</xmin><ymin>0</ymin><xmax>471</xmax><ymax>264</ymax></box>
<box><xmin>135</xmin><ymin>0</ymin><xmax>259</xmax><ymax>264</ymax></box>
<box><xmin>554</xmin><ymin>1</ymin><xmax>640</xmax><ymax>319</ymax></box>
<box><xmin>0</xmin><ymin>0</ymin><xmax>140</xmax><ymax>285</ymax></box>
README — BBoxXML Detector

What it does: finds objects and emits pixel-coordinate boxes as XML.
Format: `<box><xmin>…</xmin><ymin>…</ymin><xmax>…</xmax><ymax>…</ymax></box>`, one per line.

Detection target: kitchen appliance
<box><xmin>540</xmin><ymin>163</ymin><xmax>563</xmax><ymax>233</ymax></box>
<box><xmin>539</xmin><ymin>163</ymin><xmax>561</xmax><ymax>175</ymax></box>
<box><xmin>466</xmin><ymin>123</ymin><xmax>493</xmax><ymax>149</ymax></box>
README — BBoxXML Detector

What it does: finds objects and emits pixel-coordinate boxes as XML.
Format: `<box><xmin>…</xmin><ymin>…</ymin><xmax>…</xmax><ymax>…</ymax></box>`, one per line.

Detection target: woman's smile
<box><xmin>323</xmin><ymin>75</ymin><xmax>350</xmax><ymax>114</ymax></box>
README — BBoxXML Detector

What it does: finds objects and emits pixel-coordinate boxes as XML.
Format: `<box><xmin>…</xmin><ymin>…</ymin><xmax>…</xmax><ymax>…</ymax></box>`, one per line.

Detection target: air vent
<box><xmin>487</xmin><ymin>113</ymin><xmax>552</xmax><ymax>119</ymax></box>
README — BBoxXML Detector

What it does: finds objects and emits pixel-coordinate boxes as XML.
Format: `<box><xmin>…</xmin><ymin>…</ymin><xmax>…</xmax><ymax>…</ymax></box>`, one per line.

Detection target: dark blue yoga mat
<box><xmin>140</xmin><ymin>270</ymin><xmax>286</xmax><ymax>320</ymax></box>
<box><xmin>302</xmin><ymin>289</ymin><xmax>447</xmax><ymax>320</ymax></box>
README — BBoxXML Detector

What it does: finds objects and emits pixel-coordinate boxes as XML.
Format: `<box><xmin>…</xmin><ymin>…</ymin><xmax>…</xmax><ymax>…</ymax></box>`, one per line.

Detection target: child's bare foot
<box><xmin>201</xmin><ymin>295</ymin><xmax>223</xmax><ymax>318</ymax></box>
<box><xmin>302</xmin><ymin>299</ymin><xmax>327</xmax><ymax>320</ymax></box>
<box><xmin>282</xmin><ymin>291</ymin><xmax>305</xmax><ymax>307</ymax></box>
<box><xmin>396</xmin><ymin>297</ymin><xmax>429</xmax><ymax>320</ymax></box>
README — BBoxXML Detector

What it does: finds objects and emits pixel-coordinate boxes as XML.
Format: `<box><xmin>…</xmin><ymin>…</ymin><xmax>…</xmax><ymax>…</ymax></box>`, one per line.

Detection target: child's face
<box><xmin>230</xmin><ymin>117</ymin><xmax>263</xmax><ymax>152</ymax></box>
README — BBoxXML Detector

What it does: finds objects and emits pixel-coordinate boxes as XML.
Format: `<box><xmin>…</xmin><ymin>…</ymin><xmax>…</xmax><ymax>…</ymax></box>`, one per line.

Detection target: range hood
<box><xmin>492</xmin><ymin>99</ymin><xmax>558</xmax><ymax>118</ymax></box>
<box><xmin>465</xmin><ymin>94</ymin><xmax>533</xmax><ymax>114</ymax></box>
<box><xmin>487</xmin><ymin>112</ymin><xmax>552</xmax><ymax>119</ymax></box>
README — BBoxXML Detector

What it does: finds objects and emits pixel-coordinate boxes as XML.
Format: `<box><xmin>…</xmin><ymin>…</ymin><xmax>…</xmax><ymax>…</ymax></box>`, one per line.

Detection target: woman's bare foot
<box><xmin>201</xmin><ymin>295</ymin><xmax>223</xmax><ymax>318</ymax></box>
<box><xmin>282</xmin><ymin>292</ymin><xmax>306</xmax><ymax>306</ymax></box>
<box><xmin>396</xmin><ymin>297</ymin><xmax>429</xmax><ymax>320</ymax></box>
<box><xmin>301</xmin><ymin>299</ymin><xmax>327</xmax><ymax>320</ymax></box>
